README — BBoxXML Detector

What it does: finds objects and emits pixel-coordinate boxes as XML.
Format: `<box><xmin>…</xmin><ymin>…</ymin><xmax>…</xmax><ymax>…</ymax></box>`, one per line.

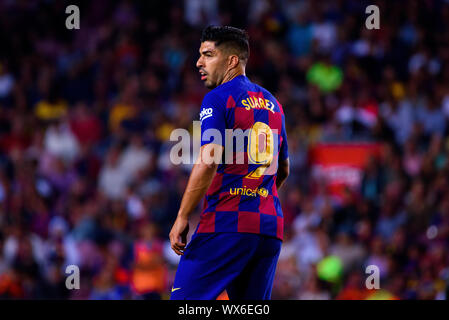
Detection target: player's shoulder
<box><xmin>202</xmin><ymin>87</ymin><xmax>226</xmax><ymax>107</ymax></box>
<box><xmin>200</xmin><ymin>92</ymin><xmax>225</xmax><ymax>119</ymax></box>
<box><xmin>251</xmin><ymin>81</ymin><xmax>284</xmax><ymax>114</ymax></box>
<box><xmin>203</xmin><ymin>89</ymin><xmax>221</xmax><ymax>102</ymax></box>
<box><xmin>253</xmin><ymin>82</ymin><xmax>275</xmax><ymax>100</ymax></box>
<box><xmin>202</xmin><ymin>79</ymin><xmax>239</xmax><ymax>110</ymax></box>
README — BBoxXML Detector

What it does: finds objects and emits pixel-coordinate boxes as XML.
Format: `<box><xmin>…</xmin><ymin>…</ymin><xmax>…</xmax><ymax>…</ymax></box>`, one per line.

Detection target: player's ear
<box><xmin>228</xmin><ymin>55</ymin><xmax>239</xmax><ymax>69</ymax></box>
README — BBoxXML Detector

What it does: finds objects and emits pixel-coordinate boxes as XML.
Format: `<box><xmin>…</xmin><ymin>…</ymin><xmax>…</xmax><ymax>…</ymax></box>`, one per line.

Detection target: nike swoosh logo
<box><xmin>171</xmin><ymin>287</ymin><xmax>181</xmax><ymax>292</ymax></box>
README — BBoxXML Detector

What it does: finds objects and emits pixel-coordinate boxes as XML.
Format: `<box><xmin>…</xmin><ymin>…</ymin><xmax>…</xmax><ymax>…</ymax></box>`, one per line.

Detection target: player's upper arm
<box><xmin>278</xmin><ymin>157</ymin><xmax>290</xmax><ymax>176</ymax></box>
<box><xmin>200</xmin><ymin>92</ymin><xmax>226</xmax><ymax>148</ymax></box>
<box><xmin>279</xmin><ymin>114</ymin><xmax>289</xmax><ymax>161</ymax></box>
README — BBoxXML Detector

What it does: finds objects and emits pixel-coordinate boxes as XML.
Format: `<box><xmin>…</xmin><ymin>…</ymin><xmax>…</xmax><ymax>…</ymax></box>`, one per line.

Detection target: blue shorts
<box><xmin>170</xmin><ymin>232</ymin><xmax>282</xmax><ymax>300</ymax></box>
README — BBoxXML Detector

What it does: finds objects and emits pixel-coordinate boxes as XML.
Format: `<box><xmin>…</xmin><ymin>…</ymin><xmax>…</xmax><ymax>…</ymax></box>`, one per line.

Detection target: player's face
<box><xmin>196</xmin><ymin>41</ymin><xmax>228</xmax><ymax>89</ymax></box>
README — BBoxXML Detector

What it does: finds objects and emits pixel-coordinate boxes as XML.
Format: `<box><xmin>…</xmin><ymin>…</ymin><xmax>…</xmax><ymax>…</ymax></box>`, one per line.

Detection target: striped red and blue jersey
<box><xmin>196</xmin><ymin>75</ymin><xmax>288</xmax><ymax>241</ymax></box>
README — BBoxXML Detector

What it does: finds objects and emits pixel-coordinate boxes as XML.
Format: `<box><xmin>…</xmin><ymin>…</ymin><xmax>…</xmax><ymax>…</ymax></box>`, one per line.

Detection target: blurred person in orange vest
<box><xmin>336</xmin><ymin>270</ymin><xmax>371</xmax><ymax>300</ymax></box>
<box><xmin>131</xmin><ymin>222</ymin><xmax>167</xmax><ymax>299</ymax></box>
<box><xmin>0</xmin><ymin>269</ymin><xmax>24</xmax><ymax>299</ymax></box>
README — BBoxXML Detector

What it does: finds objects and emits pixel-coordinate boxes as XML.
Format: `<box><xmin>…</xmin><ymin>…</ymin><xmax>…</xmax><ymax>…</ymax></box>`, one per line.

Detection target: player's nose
<box><xmin>196</xmin><ymin>56</ymin><xmax>204</xmax><ymax>69</ymax></box>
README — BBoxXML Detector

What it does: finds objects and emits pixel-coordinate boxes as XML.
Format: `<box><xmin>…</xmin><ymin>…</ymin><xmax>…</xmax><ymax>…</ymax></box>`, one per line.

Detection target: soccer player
<box><xmin>169</xmin><ymin>26</ymin><xmax>289</xmax><ymax>300</ymax></box>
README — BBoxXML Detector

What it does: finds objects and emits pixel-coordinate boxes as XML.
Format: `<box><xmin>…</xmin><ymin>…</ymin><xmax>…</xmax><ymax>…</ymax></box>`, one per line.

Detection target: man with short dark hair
<box><xmin>169</xmin><ymin>25</ymin><xmax>289</xmax><ymax>300</ymax></box>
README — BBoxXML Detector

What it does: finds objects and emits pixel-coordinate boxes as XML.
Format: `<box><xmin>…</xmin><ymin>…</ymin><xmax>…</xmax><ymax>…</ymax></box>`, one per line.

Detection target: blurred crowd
<box><xmin>0</xmin><ymin>0</ymin><xmax>448</xmax><ymax>300</ymax></box>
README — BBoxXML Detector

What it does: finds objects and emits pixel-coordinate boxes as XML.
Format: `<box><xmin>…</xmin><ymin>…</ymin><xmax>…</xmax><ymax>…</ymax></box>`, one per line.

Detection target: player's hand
<box><xmin>169</xmin><ymin>216</ymin><xmax>190</xmax><ymax>255</ymax></box>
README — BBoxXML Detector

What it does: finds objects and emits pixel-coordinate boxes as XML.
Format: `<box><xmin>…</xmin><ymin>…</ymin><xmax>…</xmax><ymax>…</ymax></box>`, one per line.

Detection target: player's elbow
<box><xmin>280</xmin><ymin>167</ymin><xmax>289</xmax><ymax>183</ymax></box>
<box><xmin>198</xmin><ymin>144</ymin><xmax>223</xmax><ymax>170</ymax></box>
<box><xmin>197</xmin><ymin>158</ymin><xmax>219</xmax><ymax>171</ymax></box>
<box><xmin>277</xmin><ymin>158</ymin><xmax>289</xmax><ymax>188</ymax></box>
<box><xmin>284</xmin><ymin>165</ymin><xmax>290</xmax><ymax>179</ymax></box>
<box><xmin>279</xmin><ymin>158</ymin><xmax>290</xmax><ymax>178</ymax></box>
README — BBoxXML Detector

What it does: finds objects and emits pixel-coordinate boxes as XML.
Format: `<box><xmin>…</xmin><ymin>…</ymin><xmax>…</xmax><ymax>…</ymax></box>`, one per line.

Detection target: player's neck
<box><xmin>220</xmin><ymin>69</ymin><xmax>245</xmax><ymax>86</ymax></box>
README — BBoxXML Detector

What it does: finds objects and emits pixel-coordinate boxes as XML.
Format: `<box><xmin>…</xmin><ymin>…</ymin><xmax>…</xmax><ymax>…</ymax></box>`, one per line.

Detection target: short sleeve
<box><xmin>200</xmin><ymin>92</ymin><xmax>226</xmax><ymax>147</ymax></box>
<box><xmin>279</xmin><ymin>116</ymin><xmax>289</xmax><ymax>160</ymax></box>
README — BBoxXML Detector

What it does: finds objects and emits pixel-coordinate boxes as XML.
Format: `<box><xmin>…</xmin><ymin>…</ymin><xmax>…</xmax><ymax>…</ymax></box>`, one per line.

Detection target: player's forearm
<box><xmin>177</xmin><ymin>162</ymin><xmax>218</xmax><ymax>219</ymax></box>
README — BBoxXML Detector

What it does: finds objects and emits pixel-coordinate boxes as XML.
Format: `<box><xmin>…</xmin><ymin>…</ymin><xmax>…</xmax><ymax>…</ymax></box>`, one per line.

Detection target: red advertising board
<box><xmin>309</xmin><ymin>143</ymin><xmax>384</xmax><ymax>199</ymax></box>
